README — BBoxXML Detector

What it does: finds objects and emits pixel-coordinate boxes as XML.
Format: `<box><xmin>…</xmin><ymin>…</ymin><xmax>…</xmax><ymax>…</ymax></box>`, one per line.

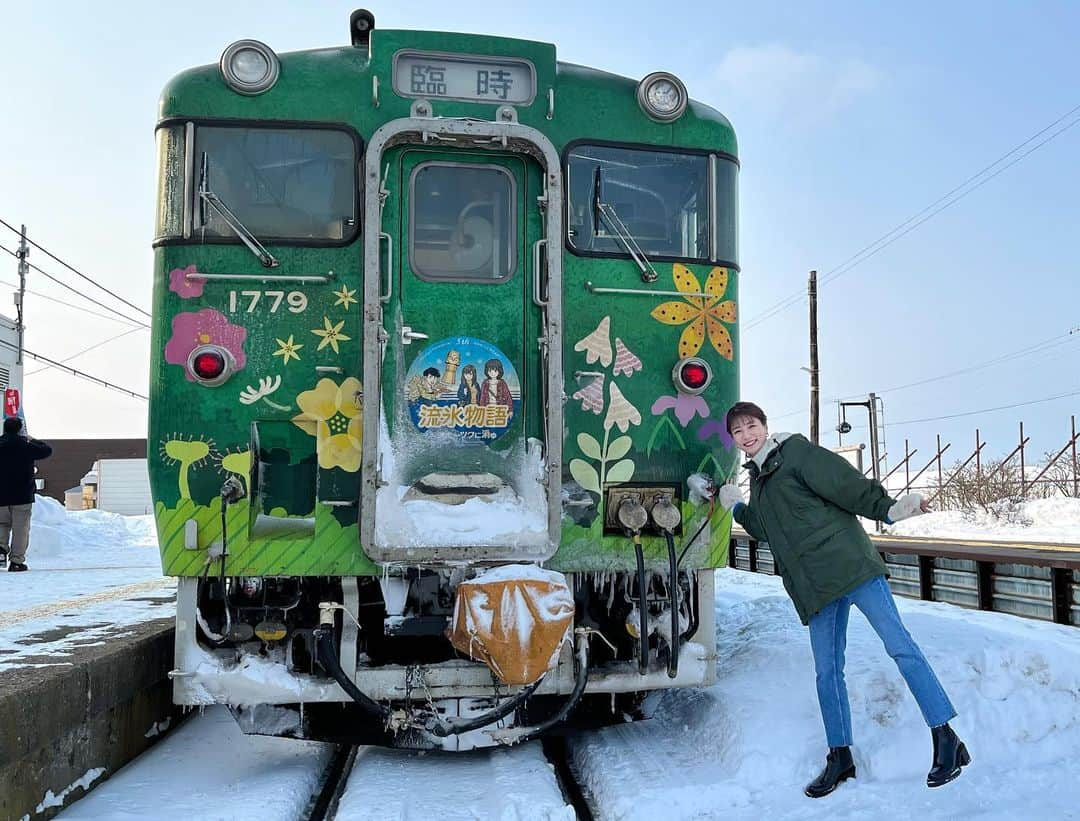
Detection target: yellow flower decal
<box><xmin>312</xmin><ymin>316</ymin><xmax>351</xmax><ymax>354</ymax></box>
<box><xmin>650</xmin><ymin>264</ymin><xmax>737</xmax><ymax>360</ymax></box>
<box><xmin>273</xmin><ymin>334</ymin><xmax>303</xmax><ymax>365</ymax></box>
<box><xmin>292</xmin><ymin>377</ymin><xmax>363</xmax><ymax>472</ymax></box>
<box><xmin>333</xmin><ymin>285</ymin><xmax>358</xmax><ymax>310</ymax></box>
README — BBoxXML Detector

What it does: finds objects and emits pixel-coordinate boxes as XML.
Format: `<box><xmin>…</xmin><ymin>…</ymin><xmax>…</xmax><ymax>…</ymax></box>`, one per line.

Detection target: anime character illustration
<box><xmin>478</xmin><ymin>358</ymin><xmax>513</xmax><ymax>409</ymax></box>
<box><xmin>458</xmin><ymin>364</ymin><xmax>480</xmax><ymax>405</ymax></box>
<box><xmin>407</xmin><ymin>367</ymin><xmax>442</xmax><ymax>407</ymax></box>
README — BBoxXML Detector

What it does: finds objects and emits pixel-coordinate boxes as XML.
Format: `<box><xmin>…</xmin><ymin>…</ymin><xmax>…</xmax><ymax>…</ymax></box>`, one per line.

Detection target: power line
<box><xmin>743</xmin><ymin>102</ymin><xmax>1080</xmax><ymax>331</ymax></box>
<box><xmin>0</xmin><ymin>217</ymin><xmax>152</xmax><ymax>318</ymax></box>
<box><xmin>0</xmin><ymin>242</ymin><xmax>150</xmax><ymax>328</ymax></box>
<box><xmin>769</xmin><ymin>328</ymin><xmax>1080</xmax><ymax>422</ymax></box>
<box><xmin>0</xmin><ymin>338</ymin><xmax>147</xmax><ymax>401</ymax></box>
<box><xmin>844</xmin><ymin>388</ymin><xmax>1080</xmax><ymax>428</ymax></box>
<box><xmin>24</xmin><ymin>326</ymin><xmax>145</xmax><ymax>377</ymax></box>
<box><xmin>0</xmin><ymin>277</ymin><xmax>147</xmax><ymax>327</ymax></box>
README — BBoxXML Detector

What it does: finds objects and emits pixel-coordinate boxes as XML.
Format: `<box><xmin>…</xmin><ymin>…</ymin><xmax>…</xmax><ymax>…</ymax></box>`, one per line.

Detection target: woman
<box><xmin>457</xmin><ymin>364</ymin><xmax>480</xmax><ymax>405</ymax></box>
<box><xmin>718</xmin><ymin>401</ymin><xmax>969</xmax><ymax>797</ymax></box>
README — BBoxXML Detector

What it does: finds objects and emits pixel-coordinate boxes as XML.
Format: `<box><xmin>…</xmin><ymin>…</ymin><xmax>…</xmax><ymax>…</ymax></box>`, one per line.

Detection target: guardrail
<box><xmin>729</xmin><ymin>531</ymin><xmax>1080</xmax><ymax>627</ymax></box>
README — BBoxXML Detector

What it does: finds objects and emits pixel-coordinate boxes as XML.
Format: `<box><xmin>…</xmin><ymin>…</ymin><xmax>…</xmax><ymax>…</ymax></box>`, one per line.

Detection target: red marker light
<box><xmin>672</xmin><ymin>357</ymin><xmax>712</xmax><ymax>395</ymax></box>
<box><xmin>681</xmin><ymin>362</ymin><xmax>709</xmax><ymax>390</ymax></box>
<box><xmin>188</xmin><ymin>346</ymin><xmax>232</xmax><ymax>385</ymax></box>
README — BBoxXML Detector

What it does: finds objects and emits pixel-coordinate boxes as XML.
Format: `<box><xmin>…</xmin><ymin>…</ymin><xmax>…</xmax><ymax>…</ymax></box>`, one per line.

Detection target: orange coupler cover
<box><xmin>448</xmin><ymin>564</ymin><xmax>575</xmax><ymax>685</ymax></box>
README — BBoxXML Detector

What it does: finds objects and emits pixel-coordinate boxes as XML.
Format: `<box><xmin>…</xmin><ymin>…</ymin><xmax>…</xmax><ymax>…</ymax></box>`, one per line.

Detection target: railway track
<box><xmin>302</xmin><ymin>735</ymin><xmax>593</xmax><ymax>821</ymax></box>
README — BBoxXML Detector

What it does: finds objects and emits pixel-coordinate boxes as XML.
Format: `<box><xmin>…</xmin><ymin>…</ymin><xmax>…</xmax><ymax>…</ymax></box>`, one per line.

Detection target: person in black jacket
<box><xmin>0</xmin><ymin>417</ymin><xmax>53</xmax><ymax>571</ymax></box>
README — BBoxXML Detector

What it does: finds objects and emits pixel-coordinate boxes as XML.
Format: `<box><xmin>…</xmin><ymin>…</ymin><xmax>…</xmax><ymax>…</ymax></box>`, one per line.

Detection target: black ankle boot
<box><xmin>927</xmin><ymin>723</ymin><xmax>970</xmax><ymax>787</ymax></box>
<box><xmin>804</xmin><ymin>746</ymin><xmax>856</xmax><ymax>798</ymax></box>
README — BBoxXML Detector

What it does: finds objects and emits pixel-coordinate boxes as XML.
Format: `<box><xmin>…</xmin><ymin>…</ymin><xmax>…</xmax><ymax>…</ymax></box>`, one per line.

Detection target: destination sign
<box><xmin>393</xmin><ymin>52</ymin><xmax>535</xmax><ymax>105</ymax></box>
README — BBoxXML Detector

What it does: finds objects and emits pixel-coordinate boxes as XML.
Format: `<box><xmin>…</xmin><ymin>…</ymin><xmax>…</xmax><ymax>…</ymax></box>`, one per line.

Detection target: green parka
<box><xmin>733</xmin><ymin>434</ymin><xmax>895</xmax><ymax>625</ymax></box>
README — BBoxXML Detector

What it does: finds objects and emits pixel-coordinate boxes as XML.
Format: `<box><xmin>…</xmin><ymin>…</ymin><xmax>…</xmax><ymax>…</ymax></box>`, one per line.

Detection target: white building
<box><xmin>0</xmin><ymin>313</ymin><xmax>21</xmax><ymax>396</ymax></box>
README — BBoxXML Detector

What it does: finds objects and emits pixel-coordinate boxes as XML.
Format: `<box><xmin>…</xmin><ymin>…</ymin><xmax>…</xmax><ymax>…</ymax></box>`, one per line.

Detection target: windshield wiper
<box><xmin>592</xmin><ymin>167</ymin><xmax>659</xmax><ymax>283</ymax></box>
<box><xmin>197</xmin><ymin>153</ymin><xmax>279</xmax><ymax>269</ymax></box>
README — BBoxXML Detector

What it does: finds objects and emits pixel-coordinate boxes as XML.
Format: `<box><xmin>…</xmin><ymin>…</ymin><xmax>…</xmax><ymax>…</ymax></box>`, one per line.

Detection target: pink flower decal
<box><xmin>165</xmin><ymin>308</ymin><xmax>247</xmax><ymax>381</ymax></box>
<box><xmin>169</xmin><ymin>265</ymin><xmax>205</xmax><ymax>299</ymax></box>
<box><xmin>572</xmin><ymin>374</ymin><xmax>605</xmax><ymax>414</ymax></box>
<box><xmin>652</xmin><ymin>393</ymin><xmax>709</xmax><ymax>428</ymax></box>
<box><xmin>612</xmin><ymin>338</ymin><xmax>643</xmax><ymax>377</ymax></box>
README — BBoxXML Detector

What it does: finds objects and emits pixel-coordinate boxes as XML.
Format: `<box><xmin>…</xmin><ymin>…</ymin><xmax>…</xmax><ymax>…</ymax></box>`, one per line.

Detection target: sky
<box><xmin>0</xmin><ymin>0</ymin><xmax>1077</xmax><ymax>475</ymax></box>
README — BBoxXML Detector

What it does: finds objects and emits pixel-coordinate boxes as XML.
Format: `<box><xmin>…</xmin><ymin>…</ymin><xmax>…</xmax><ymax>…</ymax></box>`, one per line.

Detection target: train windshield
<box><xmin>192</xmin><ymin>126</ymin><xmax>357</xmax><ymax>241</ymax></box>
<box><xmin>566</xmin><ymin>145</ymin><xmax>739</xmax><ymax>268</ymax></box>
<box><xmin>567</xmin><ymin>145</ymin><xmax>709</xmax><ymax>261</ymax></box>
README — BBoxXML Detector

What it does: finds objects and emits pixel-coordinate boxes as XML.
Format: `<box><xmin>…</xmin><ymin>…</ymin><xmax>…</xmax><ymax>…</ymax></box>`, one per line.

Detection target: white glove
<box><xmin>717</xmin><ymin>484</ymin><xmax>745</xmax><ymax>512</ymax></box>
<box><xmin>888</xmin><ymin>493</ymin><xmax>927</xmax><ymax>523</ymax></box>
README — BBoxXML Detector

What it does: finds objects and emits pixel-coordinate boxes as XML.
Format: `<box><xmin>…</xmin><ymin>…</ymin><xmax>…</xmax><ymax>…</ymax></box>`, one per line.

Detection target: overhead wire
<box><xmin>23</xmin><ymin>326</ymin><xmax>146</xmax><ymax>377</ymax></box>
<box><xmin>768</xmin><ymin>329</ymin><xmax>1080</xmax><ymax>422</ymax></box>
<box><xmin>841</xmin><ymin>388</ymin><xmax>1080</xmax><ymax>429</ymax></box>
<box><xmin>0</xmin><ymin>216</ymin><xmax>152</xmax><ymax>318</ymax></box>
<box><xmin>0</xmin><ymin>242</ymin><xmax>150</xmax><ymax>328</ymax></box>
<box><xmin>0</xmin><ymin>277</ymin><xmax>147</xmax><ymax>327</ymax></box>
<box><xmin>743</xmin><ymin>102</ymin><xmax>1080</xmax><ymax>331</ymax></box>
<box><xmin>0</xmin><ymin>338</ymin><xmax>147</xmax><ymax>401</ymax></box>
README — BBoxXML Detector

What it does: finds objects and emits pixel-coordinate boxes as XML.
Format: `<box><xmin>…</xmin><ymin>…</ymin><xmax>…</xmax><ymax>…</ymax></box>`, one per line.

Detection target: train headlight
<box><xmin>637</xmin><ymin>72</ymin><xmax>688</xmax><ymax>122</ymax></box>
<box><xmin>188</xmin><ymin>344</ymin><xmax>235</xmax><ymax>386</ymax></box>
<box><xmin>219</xmin><ymin>39</ymin><xmax>280</xmax><ymax>95</ymax></box>
<box><xmin>672</xmin><ymin>357</ymin><xmax>712</xmax><ymax>395</ymax></box>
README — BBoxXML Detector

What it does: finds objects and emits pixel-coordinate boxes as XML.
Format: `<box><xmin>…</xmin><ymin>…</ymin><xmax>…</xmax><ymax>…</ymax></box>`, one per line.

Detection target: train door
<box><xmin>371</xmin><ymin>146</ymin><xmax>547</xmax><ymax>556</ymax></box>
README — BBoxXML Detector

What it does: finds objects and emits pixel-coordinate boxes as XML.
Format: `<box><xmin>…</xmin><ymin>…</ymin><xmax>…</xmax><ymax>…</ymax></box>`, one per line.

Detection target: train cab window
<box><xmin>192</xmin><ymin>126</ymin><xmax>357</xmax><ymax>241</ymax></box>
<box><xmin>154</xmin><ymin>125</ymin><xmax>186</xmax><ymax>239</ymax></box>
<box><xmin>409</xmin><ymin>163</ymin><xmax>516</xmax><ymax>281</ymax></box>
<box><xmin>714</xmin><ymin>156</ymin><xmax>739</xmax><ymax>268</ymax></box>
<box><xmin>567</xmin><ymin>145</ymin><xmax>710</xmax><ymax>262</ymax></box>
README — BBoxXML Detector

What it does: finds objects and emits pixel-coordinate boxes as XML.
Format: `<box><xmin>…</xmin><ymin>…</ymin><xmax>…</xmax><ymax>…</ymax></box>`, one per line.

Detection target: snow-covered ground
<box><xmin>884</xmin><ymin>497</ymin><xmax>1080</xmax><ymax>544</ymax></box>
<box><xmin>0</xmin><ymin>496</ymin><xmax>174</xmax><ymax>673</ymax></box>
<box><xmin>570</xmin><ymin>568</ymin><xmax>1080</xmax><ymax>820</ymax></box>
<box><xmin>10</xmin><ymin>495</ymin><xmax>1080</xmax><ymax>819</ymax></box>
<box><xmin>56</xmin><ymin>706</ymin><xmax>334</xmax><ymax>820</ymax></box>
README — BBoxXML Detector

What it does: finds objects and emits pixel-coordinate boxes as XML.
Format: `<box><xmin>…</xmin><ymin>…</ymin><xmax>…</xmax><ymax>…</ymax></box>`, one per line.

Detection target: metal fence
<box><xmin>729</xmin><ymin>534</ymin><xmax>1080</xmax><ymax>627</ymax></box>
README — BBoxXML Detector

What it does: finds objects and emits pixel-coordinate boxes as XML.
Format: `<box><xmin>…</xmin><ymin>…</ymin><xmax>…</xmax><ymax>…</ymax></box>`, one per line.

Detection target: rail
<box><xmin>729</xmin><ymin>530</ymin><xmax>1080</xmax><ymax>627</ymax></box>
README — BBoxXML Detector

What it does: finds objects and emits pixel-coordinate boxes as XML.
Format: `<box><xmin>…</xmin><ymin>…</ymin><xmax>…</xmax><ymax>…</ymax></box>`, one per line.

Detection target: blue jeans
<box><xmin>808</xmin><ymin>575</ymin><xmax>956</xmax><ymax>747</ymax></box>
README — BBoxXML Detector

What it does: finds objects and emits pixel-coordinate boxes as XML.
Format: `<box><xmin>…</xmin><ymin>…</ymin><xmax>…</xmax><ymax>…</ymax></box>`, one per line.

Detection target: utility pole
<box><xmin>808</xmin><ymin>270</ymin><xmax>819</xmax><ymax>444</ymax></box>
<box><xmin>15</xmin><ymin>224</ymin><xmax>28</xmax><ymax>366</ymax></box>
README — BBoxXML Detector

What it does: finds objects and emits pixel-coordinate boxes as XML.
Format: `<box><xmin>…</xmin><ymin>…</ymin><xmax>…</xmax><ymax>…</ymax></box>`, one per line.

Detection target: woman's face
<box><xmin>486</xmin><ymin>367</ymin><xmax>499</xmax><ymax>379</ymax></box>
<box><xmin>464</xmin><ymin>370</ymin><xmax>475</xmax><ymax>384</ymax></box>
<box><xmin>730</xmin><ymin>415</ymin><xmax>769</xmax><ymax>457</ymax></box>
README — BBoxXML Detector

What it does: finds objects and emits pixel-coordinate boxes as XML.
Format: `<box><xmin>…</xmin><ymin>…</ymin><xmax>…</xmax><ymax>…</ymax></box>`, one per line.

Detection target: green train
<box><xmin>151</xmin><ymin>10</ymin><xmax>740</xmax><ymax>748</ymax></box>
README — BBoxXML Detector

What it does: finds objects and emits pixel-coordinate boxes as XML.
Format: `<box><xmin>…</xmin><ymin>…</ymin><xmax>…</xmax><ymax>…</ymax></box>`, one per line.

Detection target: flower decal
<box><xmin>292</xmin><ymin>377</ymin><xmax>363</xmax><ymax>472</ymax></box>
<box><xmin>612</xmin><ymin>338</ymin><xmax>643</xmax><ymax>377</ymax></box>
<box><xmin>574</xmin><ymin>316</ymin><xmax>613</xmax><ymax>367</ymax></box>
<box><xmin>572</xmin><ymin>374</ymin><xmax>605</xmax><ymax>415</ymax></box>
<box><xmin>651</xmin><ymin>264</ymin><xmax>737</xmax><ymax>360</ymax></box>
<box><xmin>333</xmin><ymin>285</ymin><xmax>358</xmax><ymax>310</ymax></box>
<box><xmin>312</xmin><ymin>316</ymin><xmax>351</xmax><ymax>354</ymax></box>
<box><xmin>168</xmin><ymin>265</ymin><xmax>204</xmax><ymax>299</ymax></box>
<box><xmin>604</xmin><ymin>382</ymin><xmax>641</xmax><ymax>433</ymax></box>
<box><xmin>652</xmin><ymin>393</ymin><xmax>709</xmax><ymax>428</ymax></box>
<box><xmin>273</xmin><ymin>335</ymin><xmax>303</xmax><ymax>365</ymax></box>
<box><xmin>164</xmin><ymin>308</ymin><xmax>247</xmax><ymax>381</ymax></box>
<box><xmin>698</xmin><ymin>419</ymin><xmax>735</xmax><ymax>449</ymax></box>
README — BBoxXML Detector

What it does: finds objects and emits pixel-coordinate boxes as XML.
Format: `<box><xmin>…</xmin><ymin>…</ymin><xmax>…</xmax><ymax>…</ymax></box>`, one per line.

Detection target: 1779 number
<box><xmin>228</xmin><ymin>290</ymin><xmax>308</xmax><ymax>314</ymax></box>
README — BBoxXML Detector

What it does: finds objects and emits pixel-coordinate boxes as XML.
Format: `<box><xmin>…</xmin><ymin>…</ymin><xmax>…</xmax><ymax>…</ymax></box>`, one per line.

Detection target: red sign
<box><xmin>4</xmin><ymin>388</ymin><xmax>19</xmax><ymax>417</ymax></box>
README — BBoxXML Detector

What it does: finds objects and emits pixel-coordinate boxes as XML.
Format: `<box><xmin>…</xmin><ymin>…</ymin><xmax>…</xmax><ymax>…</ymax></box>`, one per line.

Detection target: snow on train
<box><xmin>150</xmin><ymin>9</ymin><xmax>740</xmax><ymax>749</ymax></box>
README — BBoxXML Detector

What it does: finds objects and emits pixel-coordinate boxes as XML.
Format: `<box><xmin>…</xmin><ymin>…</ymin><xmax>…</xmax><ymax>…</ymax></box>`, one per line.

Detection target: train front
<box><xmin>149</xmin><ymin>11</ymin><xmax>739</xmax><ymax>749</ymax></box>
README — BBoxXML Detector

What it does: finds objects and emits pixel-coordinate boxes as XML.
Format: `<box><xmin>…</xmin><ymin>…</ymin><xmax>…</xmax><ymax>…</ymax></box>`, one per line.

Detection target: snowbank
<box><xmin>885</xmin><ymin>497</ymin><xmax>1080</xmax><ymax>543</ymax></box>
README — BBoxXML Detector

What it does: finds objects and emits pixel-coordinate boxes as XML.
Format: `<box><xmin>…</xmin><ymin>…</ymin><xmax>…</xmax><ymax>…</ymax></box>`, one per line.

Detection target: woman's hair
<box><xmin>483</xmin><ymin>358</ymin><xmax>504</xmax><ymax>378</ymax></box>
<box><xmin>461</xmin><ymin>364</ymin><xmax>477</xmax><ymax>383</ymax></box>
<box><xmin>725</xmin><ymin>401</ymin><xmax>767</xmax><ymax>434</ymax></box>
